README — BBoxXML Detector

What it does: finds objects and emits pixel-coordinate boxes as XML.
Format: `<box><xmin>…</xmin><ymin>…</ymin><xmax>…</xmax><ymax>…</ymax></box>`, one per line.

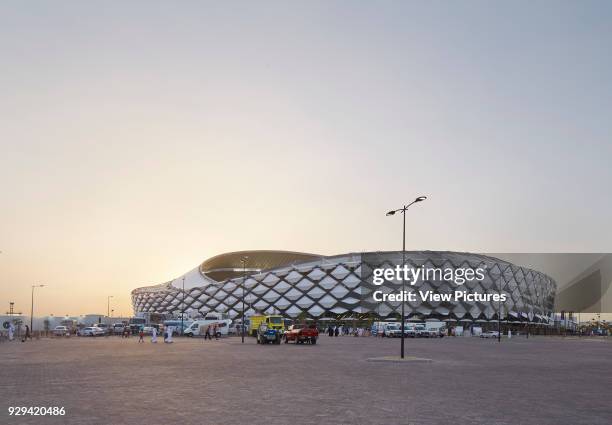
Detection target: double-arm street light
<box><xmin>241</xmin><ymin>256</ymin><xmax>249</xmax><ymax>344</ymax></box>
<box><xmin>386</xmin><ymin>196</ymin><xmax>427</xmax><ymax>359</ymax></box>
<box><xmin>30</xmin><ymin>284</ymin><xmax>45</xmax><ymax>335</ymax></box>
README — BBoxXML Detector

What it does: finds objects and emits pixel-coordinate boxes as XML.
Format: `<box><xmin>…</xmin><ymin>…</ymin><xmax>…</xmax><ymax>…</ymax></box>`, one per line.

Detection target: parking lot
<box><xmin>1</xmin><ymin>335</ymin><xmax>611</xmax><ymax>425</ymax></box>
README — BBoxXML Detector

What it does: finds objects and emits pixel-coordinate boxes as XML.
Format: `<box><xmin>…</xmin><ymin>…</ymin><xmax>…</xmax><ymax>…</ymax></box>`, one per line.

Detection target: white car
<box><xmin>112</xmin><ymin>323</ymin><xmax>126</xmax><ymax>335</ymax></box>
<box><xmin>94</xmin><ymin>323</ymin><xmax>111</xmax><ymax>335</ymax></box>
<box><xmin>79</xmin><ymin>327</ymin><xmax>105</xmax><ymax>337</ymax></box>
<box><xmin>382</xmin><ymin>324</ymin><xmax>402</xmax><ymax>338</ymax></box>
<box><xmin>480</xmin><ymin>331</ymin><xmax>500</xmax><ymax>338</ymax></box>
<box><xmin>53</xmin><ymin>326</ymin><xmax>70</xmax><ymax>337</ymax></box>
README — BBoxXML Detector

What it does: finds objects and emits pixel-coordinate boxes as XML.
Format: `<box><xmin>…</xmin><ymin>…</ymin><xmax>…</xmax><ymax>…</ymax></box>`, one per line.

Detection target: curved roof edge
<box><xmin>200</xmin><ymin>250</ymin><xmax>321</xmax><ymax>281</ymax></box>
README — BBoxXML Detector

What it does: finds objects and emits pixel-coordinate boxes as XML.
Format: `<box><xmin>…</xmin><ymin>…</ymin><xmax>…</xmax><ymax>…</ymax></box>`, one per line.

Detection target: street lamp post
<box><xmin>498</xmin><ymin>280</ymin><xmax>502</xmax><ymax>343</ymax></box>
<box><xmin>241</xmin><ymin>256</ymin><xmax>249</xmax><ymax>344</ymax></box>
<box><xmin>30</xmin><ymin>284</ymin><xmax>45</xmax><ymax>336</ymax></box>
<box><xmin>386</xmin><ymin>196</ymin><xmax>427</xmax><ymax>359</ymax></box>
<box><xmin>107</xmin><ymin>296</ymin><xmax>113</xmax><ymax>320</ymax></box>
<box><xmin>181</xmin><ymin>276</ymin><xmax>185</xmax><ymax>336</ymax></box>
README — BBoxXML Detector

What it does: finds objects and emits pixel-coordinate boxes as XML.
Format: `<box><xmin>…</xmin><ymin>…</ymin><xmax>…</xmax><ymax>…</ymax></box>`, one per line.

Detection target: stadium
<box><xmin>131</xmin><ymin>250</ymin><xmax>557</xmax><ymax>324</ymax></box>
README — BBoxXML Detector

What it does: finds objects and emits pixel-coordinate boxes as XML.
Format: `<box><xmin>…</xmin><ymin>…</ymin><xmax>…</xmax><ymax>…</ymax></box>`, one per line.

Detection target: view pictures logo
<box><xmin>372</xmin><ymin>265</ymin><xmax>486</xmax><ymax>286</ymax></box>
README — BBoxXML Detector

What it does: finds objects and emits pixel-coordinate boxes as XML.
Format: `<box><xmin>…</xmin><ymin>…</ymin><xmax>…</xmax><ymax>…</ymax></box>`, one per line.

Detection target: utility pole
<box><xmin>181</xmin><ymin>277</ymin><xmax>185</xmax><ymax>336</ymax></box>
<box><xmin>241</xmin><ymin>256</ymin><xmax>249</xmax><ymax>344</ymax></box>
<box><xmin>31</xmin><ymin>284</ymin><xmax>45</xmax><ymax>335</ymax></box>
<box><xmin>107</xmin><ymin>296</ymin><xmax>113</xmax><ymax>320</ymax></box>
<box><xmin>6</xmin><ymin>302</ymin><xmax>22</xmax><ymax>317</ymax></box>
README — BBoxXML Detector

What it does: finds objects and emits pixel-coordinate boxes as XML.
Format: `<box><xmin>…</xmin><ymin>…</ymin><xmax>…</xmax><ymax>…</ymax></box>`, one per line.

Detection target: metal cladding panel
<box><xmin>131</xmin><ymin>251</ymin><xmax>556</xmax><ymax>321</ymax></box>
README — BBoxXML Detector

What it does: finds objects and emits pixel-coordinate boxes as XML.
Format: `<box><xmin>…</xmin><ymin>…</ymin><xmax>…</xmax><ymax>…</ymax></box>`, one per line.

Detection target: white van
<box><xmin>424</xmin><ymin>321</ymin><xmax>446</xmax><ymax>337</ymax></box>
<box><xmin>183</xmin><ymin>313</ymin><xmax>232</xmax><ymax>337</ymax></box>
<box><xmin>382</xmin><ymin>323</ymin><xmax>402</xmax><ymax>337</ymax></box>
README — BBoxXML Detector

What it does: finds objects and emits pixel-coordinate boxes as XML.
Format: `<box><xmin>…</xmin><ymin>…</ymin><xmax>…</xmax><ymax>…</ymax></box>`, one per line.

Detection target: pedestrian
<box><xmin>165</xmin><ymin>326</ymin><xmax>174</xmax><ymax>343</ymax></box>
<box><xmin>328</xmin><ymin>326</ymin><xmax>333</xmax><ymax>337</ymax></box>
<box><xmin>151</xmin><ymin>326</ymin><xmax>157</xmax><ymax>343</ymax></box>
<box><xmin>8</xmin><ymin>322</ymin><xmax>14</xmax><ymax>341</ymax></box>
<box><xmin>334</xmin><ymin>326</ymin><xmax>339</xmax><ymax>337</ymax></box>
<box><xmin>214</xmin><ymin>324</ymin><xmax>219</xmax><ymax>340</ymax></box>
<box><xmin>23</xmin><ymin>325</ymin><xmax>31</xmax><ymax>342</ymax></box>
<box><xmin>204</xmin><ymin>325</ymin><xmax>210</xmax><ymax>340</ymax></box>
<box><xmin>138</xmin><ymin>328</ymin><xmax>144</xmax><ymax>343</ymax></box>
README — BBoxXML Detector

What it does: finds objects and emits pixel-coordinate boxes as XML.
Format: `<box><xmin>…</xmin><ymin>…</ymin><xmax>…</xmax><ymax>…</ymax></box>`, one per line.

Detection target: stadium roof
<box><xmin>200</xmin><ymin>250</ymin><xmax>320</xmax><ymax>281</ymax></box>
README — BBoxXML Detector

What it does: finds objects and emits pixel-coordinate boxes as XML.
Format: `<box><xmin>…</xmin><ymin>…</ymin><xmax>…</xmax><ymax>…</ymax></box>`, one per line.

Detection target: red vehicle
<box><xmin>284</xmin><ymin>324</ymin><xmax>319</xmax><ymax>345</ymax></box>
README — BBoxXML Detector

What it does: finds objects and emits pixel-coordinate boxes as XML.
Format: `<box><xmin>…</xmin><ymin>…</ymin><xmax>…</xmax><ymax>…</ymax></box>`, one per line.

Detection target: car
<box><xmin>480</xmin><ymin>331</ymin><xmax>500</xmax><ymax>338</ymax></box>
<box><xmin>284</xmin><ymin>324</ymin><xmax>319</xmax><ymax>344</ymax></box>
<box><xmin>94</xmin><ymin>323</ymin><xmax>111</xmax><ymax>335</ymax></box>
<box><xmin>53</xmin><ymin>326</ymin><xmax>70</xmax><ymax>337</ymax></box>
<box><xmin>228</xmin><ymin>324</ymin><xmax>239</xmax><ymax>335</ymax></box>
<box><xmin>403</xmin><ymin>325</ymin><xmax>417</xmax><ymax>338</ymax></box>
<box><xmin>112</xmin><ymin>323</ymin><xmax>126</xmax><ymax>335</ymax></box>
<box><xmin>79</xmin><ymin>326</ymin><xmax>105</xmax><ymax>337</ymax></box>
<box><xmin>128</xmin><ymin>324</ymin><xmax>143</xmax><ymax>335</ymax></box>
<box><xmin>256</xmin><ymin>323</ymin><xmax>281</xmax><ymax>344</ymax></box>
<box><xmin>416</xmin><ymin>327</ymin><xmax>431</xmax><ymax>338</ymax></box>
<box><xmin>381</xmin><ymin>323</ymin><xmax>402</xmax><ymax>338</ymax></box>
<box><xmin>419</xmin><ymin>328</ymin><xmax>445</xmax><ymax>338</ymax></box>
<box><xmin>142</xmin><ymin>326</ymin><xmax>154</xmax><ymax>335</ymax></box>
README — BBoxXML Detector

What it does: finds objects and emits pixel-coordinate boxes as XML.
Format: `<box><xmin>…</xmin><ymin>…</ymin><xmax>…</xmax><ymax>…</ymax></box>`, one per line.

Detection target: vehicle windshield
<box><xmin>269</xmin><ymin>317</ymin><xmax>282</xmax><ymax>324</ymax></box>
<box><xmin>387</xmin><ymin>325</ymin><xmax>399</xmax><ymax>330</ymax></box>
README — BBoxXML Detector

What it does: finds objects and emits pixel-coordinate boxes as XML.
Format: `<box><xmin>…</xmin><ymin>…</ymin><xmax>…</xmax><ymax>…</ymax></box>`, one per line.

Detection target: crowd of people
<box><xmin>326</xmin><ymin>325</ymin><xmax>370</xmax><ymax>337</ymax></box>
<box><xmin>2</xmin><ymin>322</ymin><xmax>33</xmax><ymax>343</ymax></box>
<box><xmin>136</xmin><ymin>325</ymin><xmax>174</xmax><ymax>343</ymax></box>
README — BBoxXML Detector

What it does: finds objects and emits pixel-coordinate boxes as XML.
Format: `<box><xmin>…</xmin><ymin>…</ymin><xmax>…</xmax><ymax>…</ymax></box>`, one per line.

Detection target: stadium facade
<box><xmin>132</xmin><ymin>250</ymin><xmax>557</xmax><ymax>323</ymax></box>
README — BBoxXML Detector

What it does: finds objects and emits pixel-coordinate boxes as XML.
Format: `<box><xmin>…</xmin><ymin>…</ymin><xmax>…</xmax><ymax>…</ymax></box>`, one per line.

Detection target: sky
<box><xmin>1</xmin><ymin>1</ymin><xmax>611</xmax><ymax>317</ymax></box>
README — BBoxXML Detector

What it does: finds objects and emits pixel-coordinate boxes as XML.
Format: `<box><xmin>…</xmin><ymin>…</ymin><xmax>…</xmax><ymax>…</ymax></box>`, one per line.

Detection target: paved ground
<box><xmin>1</xmin><ymin>335</ymin><xmax>611</xmax><ymax>425</ymax></box>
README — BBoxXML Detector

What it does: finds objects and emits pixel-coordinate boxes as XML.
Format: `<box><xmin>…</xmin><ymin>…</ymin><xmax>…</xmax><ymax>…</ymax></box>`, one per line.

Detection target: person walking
<box><xmin>204</xmin><ymin>324</ymin><xmax>211</xmax><ymax>341</ymax></box>
<box><xmin>23</xmin><ymin>325</ymin><xmax>31</xmax><ymax>342</ymax></box>
<box><xmin>334</xmin><ymin>326</ymin><xmax>339</xmax><ymax>337</ymax></box>
<box><xmin>165</xmin><ymin>326</ymin><xmax>174</xmax><ymax>343</ymax></box>
<box><xmin>8</xmin><ymin>322</ymin><xmax>14</xmax><ymax>341</ymax></box>
<box><xmin>138</xmin><ymin>328</ymin><xmax>144</xmax><ymax>343</ymax></box>
<box><xmin>214</xmin><ymin>324</ymin><xmax>219</xmax><ymax>340</ymax></box>
<box><xmin>151</xmin><ymin>327</ymin><xmax>157</xmax><ymax>343</ymax></box>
